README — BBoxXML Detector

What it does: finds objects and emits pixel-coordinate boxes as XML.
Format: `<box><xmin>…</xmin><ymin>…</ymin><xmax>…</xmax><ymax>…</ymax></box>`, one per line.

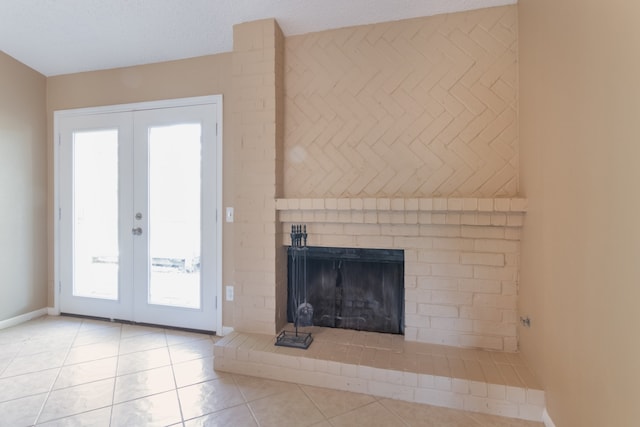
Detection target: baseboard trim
<box><xmin>543</xmin><ymin>408</ymin><xmax>556</xmax><ymax>427</ymax></box>
<box><xmin>220</xmin><ymin>326</ymin><xmax>234</xmax><ymax>337</ymax></box>
<box><xmin>2</xmin><ymin>308</ymin><xmax>234</xmax><ymax>336</ymax></box>
<box><xmin>0</xmin><ymin>308</ymin><xmax>49</xmax><ymax>330</ymax></box>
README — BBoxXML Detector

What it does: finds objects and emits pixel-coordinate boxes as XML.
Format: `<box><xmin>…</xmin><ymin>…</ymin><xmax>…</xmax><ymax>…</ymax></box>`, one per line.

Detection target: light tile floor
<box><xmin>0</xmin><ymin>316</ymin><xmax>543</xmax><ymax>426</ymax></box>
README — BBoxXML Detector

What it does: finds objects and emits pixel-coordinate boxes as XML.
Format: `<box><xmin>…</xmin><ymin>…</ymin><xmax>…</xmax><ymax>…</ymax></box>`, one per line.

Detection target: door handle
<box><xmin>132</xmin><ymin>227</ymin><xmax>142</xmax><ymax>236</ymax></box>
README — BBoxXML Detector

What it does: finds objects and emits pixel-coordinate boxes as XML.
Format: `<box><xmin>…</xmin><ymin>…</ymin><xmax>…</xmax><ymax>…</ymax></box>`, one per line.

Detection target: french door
<box><xmin>56</xmin><ymin>98</ymin><xmax>220</xmax><ymax>332</ymax></box>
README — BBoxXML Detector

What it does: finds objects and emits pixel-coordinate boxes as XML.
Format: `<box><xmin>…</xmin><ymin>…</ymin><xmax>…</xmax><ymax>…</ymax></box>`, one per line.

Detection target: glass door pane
<box><xmin>148</xmin><ymin>124</ymin><xmax>202</xmax><ymax>309</ymax></box>
<box><xmin>72</xmin><ymin>130</ymin><xmax>119</xmax><ymax>300</ymax></box>
<box><xmin>132</xmin><ymin>103</ymin><xmax>218</xmax><ymax>331</ymax></box>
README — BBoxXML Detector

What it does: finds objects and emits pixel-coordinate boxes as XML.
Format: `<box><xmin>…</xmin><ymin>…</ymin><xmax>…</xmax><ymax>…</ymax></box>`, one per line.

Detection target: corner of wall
<box><xmin>0</xmin><ymin>52</ymin><xmax>48</xmax><ymax>320</ymax></box>
<box><xmin>516</xmin><ymin>0</ymin><xmax>546</xmax><ymax>391</ymax></box>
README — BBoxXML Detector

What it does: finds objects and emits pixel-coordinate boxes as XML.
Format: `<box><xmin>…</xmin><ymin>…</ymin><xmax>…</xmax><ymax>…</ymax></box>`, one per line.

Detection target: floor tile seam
<box><xmin>114</xmin><ymin>356</ymin><xmax>172</xmax><ymax>377</ymax></box>
<box><xmin>331</xmin><ymin>399</ymin><xmax>411</xmax><ymax>426</ymax></box>
<box><xmin>235</xmin><ymin>400</ymin><xmax>261</xmax><ymax>427</ymax></box>
<box><xmin>0</xmin><ymin>336</ymin><xmax>35</xmax><ymax>379</ymax></box>
<box><xmin>119</xmin><ymin>329</ymin><xmax>165</xmax><ymax>341</ymax></box>
<box><xmin>63</xmin><ymin>352</ymin><xmax>120</xmax><ymax>367</ymax></box>
<box><xmin>66</xmin><ymin>356</ymin><xmax>170</xmax><ymax>382</ymax></box>
<box><xmin>235</xmin><ymin>376</ymin><xmax>320</xmax><ymax>409</ymax></box>
<box><xmin>16</xmin><ymin>345</ymin><xmax>76</xmax><ymax>359</ymax></box>
<box><xmin>230</xmin><ymin>373</ymin><xmax>275</xmax><ymax>405</ymax></box>
<box><xmin>69</xmin><ymin>339</ymin><xmax>121</xmax><ymax>350</ymax></box>
<box><xmin>244</xmin><ymin>393</ymin><xmax>315</xmax><ymax>426</ymax></box>
<box><xmin>117</xmin><ymin>343</ymin><xmax>170</xmax><ymax>357</ymax></box>
<box><xmin>33</xmin><ymin>320</ymin><xmax>87</xmax><ymax>426</ymax></box>
<box><xmin>168</xmin><ymin>337</ymin><xmax>215</xmax><ymax>353</ymax></box>
<box><xmin>108</xmin><ymin>320</ymin><xmax>125</xmax><ymax>427</ymax></box>
<box><xmin>0</xmin><ymin>389</ymin><xmax>48</xmax><ymax>411</ymax></box>
<box><xmin>512</xmin><ymin>374</ymin><xmax>536</xmax><ymax>389</ymax></box>
<box><xmin>456</xmin><ymin>409</ymin><xmax>489</xmax><ymax>427</ymax></box>
<box><xmin>59</xmin><ymin>365</ymin><xmax>175</xmax><ymax>405</ymax></box>
<box><xmin>174</xmin><ymin>371</ymin><xmax>239</xmax><ymax>409</ymax></box>
<box><xmin>511</xmin><ymin>364</ymin><xmax>541</xmax><ymax>389</ymax></box>
<box><xmin>0</xmin><ymin>349</ymin><xmax>21</xmax><ymax>370</ymax></box>
<box><xmin>376</xmin><ymin>398</ymin><xmax>427</xmax><ymax>427</ymax></box>
<box><xmin>173</xmin><ymin>354</ymin><xmax>214</xmax><ymax>369</ymax></box>
<box><xmin>34</xmin><ymin>403</ymin><xmax>113</xmax><ymax>426</ymax></box>
<box><xmin>109</xmin><ymin>388</ymin><xmax>182</xmax><ymax>424</ymax></box>
<box><xmin>166</xmin><ymin>337</ymin><xmax>212</xmax><ymax>348</ymax></box>
<box><xmin>176</xmin><ymin>383</ymin><xmax>244</xmax><ymax>424</ymax></box>
<box><xmin>494</xmin><ymin>365</ymin><xmax>526</xmax><ymax>388</ymax></box>
<box><xmin>0</xmin><ymin>365</ymin><xmax>63</xmax><ymax>384</ymax></box>
<box><xmin>112</xmin><ymin>380</ymin><xmax>177</xmax><ymax>406</ymax></box>
<box><xmin>169</xmin><ymin>354</ymin><xmax>211</xmax><ymax>367</ymax></box>
<box><xmin>116</xmin><ymin>359</ymin><xmax>173</xmax><ymax>379</ymax></box>
<box><xmin>167</xmin><ymin>349</ymin><xmax>186</xmax><ymax>425</ymax></box>
<box><xmin>52</xmin><ymin>370</ymin><xmax>121</xmax><ymax>392</ymax></box>
<box><xmin>3</xmin><ymin>349</ymin><xmax>69</xmax><ymax>373</ymax></box>
<box><xmin>72</xmin><ymin>332</ymin><xmax>120</xmax><ymax>348</ymax></box>
<box><xmin>112</xmin><ymin>375</ymin><xmax>174</xmax><ymax>420</ymax></box>
<box><xmin>297</xmin><ymin>382</ymin><xmax>333</xmax><ymax>421</ymax></box>
<box><xmin>299</xmin><ymin>383</ymin><xmax>378</xmax><ymax>421</ymax></box>
<box><xmin>60</xmin><ymin>352</ymin><xmax>120</xmax><ymax>367</ymax></box>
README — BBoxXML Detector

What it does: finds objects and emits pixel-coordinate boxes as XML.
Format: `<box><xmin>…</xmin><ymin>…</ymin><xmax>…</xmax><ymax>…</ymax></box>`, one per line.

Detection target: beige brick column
<box><xmin>231</xmin><ymin>19</ymin><xmax>285</xmax><ymax>334</ymax></box>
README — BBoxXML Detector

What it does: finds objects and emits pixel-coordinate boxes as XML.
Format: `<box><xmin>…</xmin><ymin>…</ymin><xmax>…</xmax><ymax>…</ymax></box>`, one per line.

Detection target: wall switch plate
<box><xmin>225</xmin><ymin>285</ymin><xmax>234</xmax><ymax>301</ymax></box>
<box><xmin>225</xmin><ymin>207</ymin><xmax>234</xmax><ymax>223</ymax></box>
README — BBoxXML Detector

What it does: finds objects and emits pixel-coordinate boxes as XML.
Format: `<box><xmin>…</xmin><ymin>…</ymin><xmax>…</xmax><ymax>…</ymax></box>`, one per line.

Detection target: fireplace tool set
<box><xmin>275</xmin><ymin>224</ymin><xmax>314</xmax><ymax>349</ymax></box>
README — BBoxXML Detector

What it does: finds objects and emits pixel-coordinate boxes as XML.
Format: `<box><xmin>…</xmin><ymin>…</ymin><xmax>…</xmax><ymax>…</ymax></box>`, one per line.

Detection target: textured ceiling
<box><xmin>0</xmin><ymin>0</ymin><xmax>516</xmax><ymax>77</ymax></box>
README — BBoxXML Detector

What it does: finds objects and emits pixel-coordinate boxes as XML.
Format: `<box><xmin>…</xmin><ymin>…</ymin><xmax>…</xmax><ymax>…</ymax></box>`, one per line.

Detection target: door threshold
<box><xmin>60</xmin><ymin>312</ymin><xmax>216</xmax><ymax>335</ymax></box>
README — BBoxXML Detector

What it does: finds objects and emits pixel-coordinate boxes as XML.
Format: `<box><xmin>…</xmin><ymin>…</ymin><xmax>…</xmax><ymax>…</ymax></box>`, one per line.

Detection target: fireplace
<box><xmin>287</xmin><ymin>246</ymin><xmax>404</xmax><ymax>334</ymax></box>
<box><xmin>277</xmin><ymin>197</ymin><xmax>527</xmax><ymax>351</ymax></box>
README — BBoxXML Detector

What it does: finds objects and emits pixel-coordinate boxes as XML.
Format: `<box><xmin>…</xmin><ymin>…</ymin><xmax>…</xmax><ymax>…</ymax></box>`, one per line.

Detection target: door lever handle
<box><xmin>132</xmin><ymin>227</ymin><xmax>142</xmax><ymax>236</ymax></box>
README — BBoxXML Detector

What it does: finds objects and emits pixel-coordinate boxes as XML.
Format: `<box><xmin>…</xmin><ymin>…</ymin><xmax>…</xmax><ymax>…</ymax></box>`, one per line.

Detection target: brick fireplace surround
<box><xmin>215</xmin><ymin>197</ymin><xmax>545</xmax><ymax>421</ymax></box>
<box><xmin>277</xmin><ymin>196</ymin><xmax>526</xmax><ymax>353</ymax></box>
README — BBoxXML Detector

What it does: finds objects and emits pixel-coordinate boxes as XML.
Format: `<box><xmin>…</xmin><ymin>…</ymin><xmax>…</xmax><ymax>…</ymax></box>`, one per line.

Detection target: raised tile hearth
<box><xmin>214</xmin><ymin>326</ymin><xmax>544</xmax><ymax>422</ymax></box>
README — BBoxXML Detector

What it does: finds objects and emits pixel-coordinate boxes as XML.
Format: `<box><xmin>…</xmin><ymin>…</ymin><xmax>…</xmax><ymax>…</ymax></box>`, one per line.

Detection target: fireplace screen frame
<box><xmin>287</xmin><ymin>246</ymin><xmax>404</xmax><ymax>335</ymax></box>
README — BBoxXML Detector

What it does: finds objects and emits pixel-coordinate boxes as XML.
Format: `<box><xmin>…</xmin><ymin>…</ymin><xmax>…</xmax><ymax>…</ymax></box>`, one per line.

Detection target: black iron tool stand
<box><xmin>275</xmin><ymin>224</ymin><xmax>313</xmax><ymax>349</ymax></box>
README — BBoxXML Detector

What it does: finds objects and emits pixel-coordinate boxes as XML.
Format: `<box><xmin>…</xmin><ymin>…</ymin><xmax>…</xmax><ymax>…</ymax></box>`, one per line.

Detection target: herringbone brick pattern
<box><xmin>284</xmin><ymin>6</ymin><xmax>517</xmax><ymax>198</ymax></box>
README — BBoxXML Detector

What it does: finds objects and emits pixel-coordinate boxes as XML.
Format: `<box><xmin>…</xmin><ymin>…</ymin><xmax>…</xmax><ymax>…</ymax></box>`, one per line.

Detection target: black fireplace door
<box><xmin>287</xmin><ymin>247</ymin><xmax>404</xmax><ymax>334</ymax></box>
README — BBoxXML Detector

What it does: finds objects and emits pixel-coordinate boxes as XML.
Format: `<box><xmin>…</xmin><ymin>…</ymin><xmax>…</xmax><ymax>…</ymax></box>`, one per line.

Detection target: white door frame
<box><xmin>53</xmin><ymin>95</ymin><xmax>223</xmax><ymax>334</ymax></box>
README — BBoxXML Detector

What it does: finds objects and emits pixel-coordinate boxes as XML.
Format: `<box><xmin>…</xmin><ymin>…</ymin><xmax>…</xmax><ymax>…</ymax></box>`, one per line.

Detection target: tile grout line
<box><xmin>0</xmin><ymin>331</ymin><xmax>23</xmax><ymax>378</ymax></box>
<box><xmin>231</xmin><ymin>374</ymin><xmax>262</xmax><ymax>427</ymax></box>
<box><xmin>165</xmin><ymin>328</ymin><xmax>188</xmax><ymax>426</ymax></box>
<box><xmin>32</xmin><ymin>318</ymin><xmax>84</xmax><ymax>426</ymax></box>
<box><xmin>296</xmin><ymin>382</ymin><xmax>330</xmax><ymax>423</ymax></box>
<box><xmin>376</xmin><ymin>398</ymin><xmax>420</xmax><ymax>427</ymax></box>
<box><xmin>108</xmin><ymin>320</ymin><xmax>124</xmax><ymax>427</ymax></box>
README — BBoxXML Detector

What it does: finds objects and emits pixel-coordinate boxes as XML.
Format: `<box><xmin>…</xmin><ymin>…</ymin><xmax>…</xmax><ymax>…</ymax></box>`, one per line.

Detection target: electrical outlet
<box><xmin>225</xmin><ymin>285</ymin><xmax>234</xmax><ymax>301</ymax></box>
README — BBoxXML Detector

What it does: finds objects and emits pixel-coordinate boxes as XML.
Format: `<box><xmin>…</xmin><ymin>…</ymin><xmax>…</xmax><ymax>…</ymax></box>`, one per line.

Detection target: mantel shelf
<box><xmin>276</xmin><ymin>197</ymin><xmax>527</xmax><ymax>213</ymax></box>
